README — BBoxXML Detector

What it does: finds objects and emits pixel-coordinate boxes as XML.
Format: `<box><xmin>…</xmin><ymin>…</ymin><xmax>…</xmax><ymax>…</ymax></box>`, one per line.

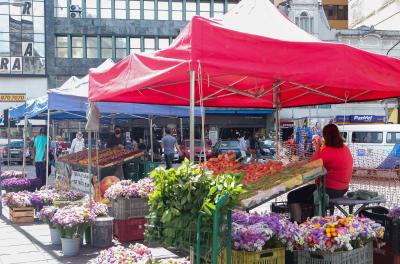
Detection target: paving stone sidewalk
<box><xmin>0</xmin><ymin>206</ymin><xmax>177</xmax><ymax>264</ymax></box>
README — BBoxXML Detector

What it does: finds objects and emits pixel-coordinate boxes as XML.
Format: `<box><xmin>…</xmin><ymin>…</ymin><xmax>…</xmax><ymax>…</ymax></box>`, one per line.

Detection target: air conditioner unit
<box><xmin>70</xmin><ymin>5</ymin><xmax>82</xmax><ymax>12</ymax></box>
<box><xmin>70</xmin><ymin>11</ymin><xmax>82</xmax><ymax>18</ymax></box>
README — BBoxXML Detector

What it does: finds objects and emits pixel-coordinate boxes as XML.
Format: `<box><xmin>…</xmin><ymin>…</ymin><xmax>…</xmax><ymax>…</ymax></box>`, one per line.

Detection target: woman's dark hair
<box><xmin>323</xmin><ymin>124</ymin><xmax>344</xmax><ymax>148</ymax></box>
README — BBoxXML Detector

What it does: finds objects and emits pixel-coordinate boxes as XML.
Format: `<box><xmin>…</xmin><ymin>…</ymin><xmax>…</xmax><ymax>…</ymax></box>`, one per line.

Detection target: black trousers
<box><xmin>165</xmin><ymin>154</ymin><xmax>174</xmax><ymax>169</ymax></box>
<box><xmin>35</xmin><ymin>161</ymin><xmax>46</xmax><ymax>188</ymax></box>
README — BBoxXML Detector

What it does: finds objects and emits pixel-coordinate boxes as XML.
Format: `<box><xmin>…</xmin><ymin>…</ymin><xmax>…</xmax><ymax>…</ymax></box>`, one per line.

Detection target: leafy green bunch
<box><xmin>145</xmin><ymin>159</ymin><xmax>242</xmax><ymax>249</ymax></box>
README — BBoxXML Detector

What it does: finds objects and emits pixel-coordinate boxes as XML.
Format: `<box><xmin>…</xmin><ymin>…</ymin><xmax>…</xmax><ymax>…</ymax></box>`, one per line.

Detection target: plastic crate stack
<box><xmin>111</xmin><ymin>198</ymin><xmax>149</xmax><ymax>242</ymax></box>
<box><xmin>359</xmin><ymin>207</ymin><xmax>400</xmax><ymax>264</ymax></box>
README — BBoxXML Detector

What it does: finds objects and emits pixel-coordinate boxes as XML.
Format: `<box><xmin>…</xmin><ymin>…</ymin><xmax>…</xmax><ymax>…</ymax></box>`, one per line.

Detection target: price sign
<box><xmin>71</xmin><ymin>171</ymin><xmax>92</xmax><ymax>194</ymax></box>
<box><xmin>0</xmin><ymin>93</ymin><xmax>26</xmax><ymax>102</ymax></box>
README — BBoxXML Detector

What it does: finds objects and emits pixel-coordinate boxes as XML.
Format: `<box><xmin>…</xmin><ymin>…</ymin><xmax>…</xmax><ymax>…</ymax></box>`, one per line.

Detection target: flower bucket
<box><xmin>91</xmin><ymin>216</ymin><xmax>113</xmax><ymax>248</ymax></box>
<box><xmin>49</xmin><ymin>227</ymin><xmax>61</xmax><ymax>245</ymax></box>
<box><xmin>61</xmin><ymin>237</ymin><xmax>80</xmax><ymax>256</ymax></box>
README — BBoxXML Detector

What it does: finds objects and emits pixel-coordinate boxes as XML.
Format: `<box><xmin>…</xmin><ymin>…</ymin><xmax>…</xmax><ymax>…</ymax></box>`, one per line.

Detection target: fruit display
<box><xmin>239</xmin><ymin>161</ymin><xmax>284</xmax><ymax>184</ymax></box>
<box><xmin>199</xmin><ymin>151</ymin><xmax>241</xmax><ymax>175</ymax></box>
<box><xmin>58</xmin><ymin>147</ymin><xmax>144</xmax><ymax>167</ymax></box>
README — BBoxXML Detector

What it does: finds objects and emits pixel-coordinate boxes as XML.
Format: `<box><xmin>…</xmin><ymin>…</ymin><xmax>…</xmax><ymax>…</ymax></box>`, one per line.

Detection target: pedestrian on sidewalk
<box><xmin>32</xmin><ymin>128</ymin><xmax>48</xmax><ymax>188</ymax></box>
<box><xmin>70</xmin><ymin>131</ymin><xmax>85</xmax><ymax>154</ymax></box>
<box><xmin>161</xmin><ymin>128</ymin><xmax>181</xmax><ymax>169</ymax></box>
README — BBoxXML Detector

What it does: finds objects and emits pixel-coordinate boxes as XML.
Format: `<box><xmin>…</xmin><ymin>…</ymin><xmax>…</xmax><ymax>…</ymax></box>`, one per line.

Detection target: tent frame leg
<box><xmin>189</xmin><ymin>71</ymin><xmax>195</xmax><ymax>162</ymax></box>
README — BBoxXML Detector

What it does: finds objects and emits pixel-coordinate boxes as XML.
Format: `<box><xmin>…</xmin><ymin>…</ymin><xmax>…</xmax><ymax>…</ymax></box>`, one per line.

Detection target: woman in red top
<box><xmin>287</xmin><ymin>124</ymin><xmax>353</xmax><ymax>223</ymax></box>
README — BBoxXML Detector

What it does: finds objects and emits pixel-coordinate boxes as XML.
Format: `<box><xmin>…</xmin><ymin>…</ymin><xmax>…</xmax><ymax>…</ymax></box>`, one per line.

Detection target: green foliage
<box><xmin>145</xmin><ymin>159</ymin><xmax>242</xmax><ymax>250</ymax></box>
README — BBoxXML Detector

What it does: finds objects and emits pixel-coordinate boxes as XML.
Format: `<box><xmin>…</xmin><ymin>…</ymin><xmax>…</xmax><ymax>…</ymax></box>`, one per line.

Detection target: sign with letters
<box><xmin>71</xmin><ymin>171</ymin><xmax>92</xmax><ymax>194</ymax></box>
<box><xmin>0</xmin><ymin>93</ymin><xmax>26</xmax><ymax>102</ymax></box>
<box><xmin>335</xmin><ymin>115</ymin><xmax>385</xmax><ymax>123</ymax></box>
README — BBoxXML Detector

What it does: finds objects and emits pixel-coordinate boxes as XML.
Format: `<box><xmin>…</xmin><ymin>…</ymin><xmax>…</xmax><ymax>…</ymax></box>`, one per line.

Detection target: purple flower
<box><xmin>1</xmin><ymin>177</ymin><xmax>31</xmax><ymax>191</ymax></box>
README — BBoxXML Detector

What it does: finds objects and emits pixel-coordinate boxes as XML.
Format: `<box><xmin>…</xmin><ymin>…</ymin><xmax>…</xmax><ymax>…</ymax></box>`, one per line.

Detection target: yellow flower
<box><xmin>315</xmin><ymin>223</ymin><xmax>321</xmax><ymax>228</ymax></box>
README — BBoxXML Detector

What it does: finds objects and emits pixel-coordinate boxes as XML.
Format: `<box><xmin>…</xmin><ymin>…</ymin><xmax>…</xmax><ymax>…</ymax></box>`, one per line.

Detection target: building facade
<box><xmin>349</xmin><ymin>0</ymin><xmax>400</xmax><ymax>30</ymax></box>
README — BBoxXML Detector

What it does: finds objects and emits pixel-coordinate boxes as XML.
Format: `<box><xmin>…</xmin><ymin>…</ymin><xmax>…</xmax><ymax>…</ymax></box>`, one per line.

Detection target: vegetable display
<box><xmin>58</xmin><ymin>147</ymin><xmax>144</xmax><ymax>166</ymax></box>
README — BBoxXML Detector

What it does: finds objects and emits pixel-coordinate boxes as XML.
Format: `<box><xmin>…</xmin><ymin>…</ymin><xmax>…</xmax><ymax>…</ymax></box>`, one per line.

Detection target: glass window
<box><xmin>34</xmin><ymin>42</ymin><xmax>45</xmax><ymax>57</ymax></box>
<box><xmin>214</xmin><ymin>1</ymin><xmax>224</xmax><ymax>18</ymax></box>
<box><xmin>158</xmin><ymin>38</ymin><xmax>169</xmax><ymax>50</ymax></box>
<box><xmin>352</xmin><ymin>132</ymin><xmax>383</xmax><ymax>144</ymax></box>
<box><xmin>101</xmin><ymin>0</ymin><xmax>111</xmax><ymax>18</ymax></box>
<box><xmin>130</xmin><ymin>37</ymin><xmax>141</xmax><ymax>53</ymax></box>
<box><xmin>101</xmin><ymin>37</ymin><xmax>112</xmax><ymax>58</ymax></box>
<box><xmin>296</xmin><ymin>12</ymin><xmax>313</xmax><ymax>33</ymax></box>
<box><xmin>199</xmin><ymin>1</ymin><xmax>210</xmax><ymax>18</ymax></box>
<box><xmin>144</xmin><ymin>37</ymin><xmax>155</xmax><ymax>51</ymax></box>
<box><xmin>340</xmin><ymin>132</ymin><xmax>347</xmax><ymax>142</ymax></box>
<box><xmin>143</xmin><ymin>0</ymin><xmax>154</xmax><ymax>20</ymax></box>
<box><xmin>171</xmin><ymin>0</ymin><xmax>182</xmax><ymax>20</ymax></box>
<box><xmin>115</xmin><ymin>37</ymin><xmax>126</xmax><ymax>58</ymax></box>
<box><xmin>56</xmin><ymin>36</ymin><xmax>68</xmax><ymax>58</ymax></box>
<box><xmin>33</xmin><ymin>1</ymin><xmax>44</xmax><ymax>16</ymax></box>
<box><xmin>227</xmin><ymin>0</ymin><xmax>238</xmax><ymax>12</ymax></box>
<box><xmin>0</xmin><ymin>15</ymin><xmax>9</xmax><ymax>32</ymax></box>
<box><xmin>186</xmin><ymin>0</ymin><xmax>196</xmax><ymax>21</ymax></box>
<box><xmin>158</xmin><ymin>0</ymin><xmax>169</xmax><ymax>20</ymax></box>
<box><xmin>33</xmin><ymin>17</ymin><xmax>44</xmax><ymax>34</ymax></box>
<box><xmin>0</xmin><ymin>41</ymin><xmax>10</xmax><ymax>56</ymax></box>
<box><xmin>115</xmin><ymin>0</ymin><xmax>126</xmax><ymax>19</ymax></box>
<box><xmin>86</xmin><ymin>0</ymin><xmax>98</xmax><ymax>18</ymax></box>
<box><xmin>86</xmin><ymin>36</ymin><xmax>97</xmax><ymax>58</ymax></box>
<box><xmin>387</xmin><ymin>133</ymin><xmax>400</xmax><ymax>144</ymax></box>
<box><xmin>55</xmin><ymin>0</ymin><xmax>68</xmax><ymax>17</ymax></box>
<box><xmin>0</xmin><ymin>2</ymin><xmax>9</xmax><ymax>15</ymax></box>
<box><xmin>71</xmin><ymin>36</ymin><xmax>83</xmax><ymax>58</ymax></box>
<box><xmin>129</xmin><ymin>0</ymin><xmax>140</xmax><ymax>19</ymax></box>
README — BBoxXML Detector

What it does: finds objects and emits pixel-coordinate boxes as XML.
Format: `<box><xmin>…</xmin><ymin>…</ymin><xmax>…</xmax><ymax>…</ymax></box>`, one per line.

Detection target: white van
<box><xmin>338</xmin><ymin>124</ymin><xmax>400</xmax><ymax>169</ymax></box>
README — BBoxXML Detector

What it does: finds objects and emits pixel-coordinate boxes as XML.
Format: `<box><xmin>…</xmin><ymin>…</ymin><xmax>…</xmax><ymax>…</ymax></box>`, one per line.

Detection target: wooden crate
<box><xmin>9</xmin><ymin>207</ymin><xmax>34</xmax><ymax>224</ymax></box>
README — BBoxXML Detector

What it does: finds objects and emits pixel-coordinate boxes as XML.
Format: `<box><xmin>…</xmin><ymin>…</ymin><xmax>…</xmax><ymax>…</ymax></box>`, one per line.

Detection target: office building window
<box><xmin>115</xmin><ymin>0</ymin><xmax>127</xmax><ymax>19</ymax></box>
<box><xmin>86</xmin><ymin>36</ymin><xmax>98</xmax><ymax>58</ymax></box>
<box><xmin>129</xmin><ymin>0</ymin><xmax>141</xmax><ymax>19</ymax></box>
<box><xmin>158</xmin><ymin>0</ymin><xmax>169</xmax><ymax>20</ymax></box>
<box><xmin>158</xmin><ymin>38</ymin><xmax>170</xmax><ymax>50</ymax></box>
<box><xmin>214</xmin><ymin>0</ymin><xmax>224</xmax><ymax>18</ymax></box>
<box><xmin>171</xmin><ymin>0</ymin><xmax>182</xmax><ymax>20</ymax></box>
<box><xmin>295</xmin><ymin>11</ymin><xmax>313</xmax><ymax>34</ymax></box>
<box><xmin>199</xmin><ymin>1</ymin><xmax>210</xmax><ymax>18</ymax></box>
<box><xmin>144</xmin><ymin>0</ymin><xmax>155</xmax><ymax>20</ymax></box>
<box><xmin>130</xmin><ymin>37</ymin><xmax>141</xmax><ymax>53</ymax></box>
<box><xmin>86</xmin><ymin>0</ymin><xmax>98</xmax><ymax>18</ymax></box>
<box><xmin>71</xmin><ymin>36</ymin><xmax>83</xmax><ymax>58</ymax></box>
<box><xmin>33</xmin><ymin>1</ymin><xmax>45</xmax><ymax>17</ymax></box>
<box><xmin>323</xmin><ymin>5</ymin><xmax>348</xmax><ymax>20</ymax></box>
<box><xmin>116</xmin><ymin>37</ymin><xmax>127</xmax><ymax>58</ymax></box>
<box><xmin>186</xmin><ymin>0</ymin><xmax>196</xmax><ymax>21</ymax></box>
<box><xmin>101</xmin><ymin>37</ymin><xmax>112</xmax><ymax>58</ymax></box>
<box><xmin>56</xmin><ymin>36</ymin><xmax>68</xmax><ymax>58</ymax></box>
<box><xmin>144</xmin><ymin>37</ymin><xmax>155</xmax><ymax>51</ymax></box>
<box><xmin>55</xmin><ymin>0</ymin><xmax>68</xmax><ymax>17</ymax></box>
<box><xmin>101</xmin><ymin>0</ymin><xmax>112</xmax><ymax>18</ymax></box>
<box><xmin>227</xmin><ymin>0</ymin><xmax>238</xmax><ymax>12</ymax></box>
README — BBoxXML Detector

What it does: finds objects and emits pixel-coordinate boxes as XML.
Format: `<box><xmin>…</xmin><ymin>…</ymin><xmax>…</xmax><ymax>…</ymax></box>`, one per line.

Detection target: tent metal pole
<box><xmin>180</xmin><ymin>118</ymin><xmax>183</xmax><ymax>144</ymax></box>
<box><xmin>22</xmin><ymin>115</ymin><xmax>27</xmax><ymax>176</ymax></box>
<box><xmin>7</xmin><ymin>114</ymin><xmax>10</xmax><ymax>169</ymax></box>
<box><xmin>149</xmin><ymin>117</ymin><xmax>154</xmax><ymax>163</ymax></box>
<box><xmin>273</xmin><ymin>82</ymin><xmax>280</xmax><ymax>159</ymax></box>
<box><xmin>189</xmin><ymin>71</ymin><xmax>195</xmax><ymax>162</ymax></box>
<box><xmin>45</xmin><ymin>107</ymin><xmax>50</xmax><ymax>186</ymax></box>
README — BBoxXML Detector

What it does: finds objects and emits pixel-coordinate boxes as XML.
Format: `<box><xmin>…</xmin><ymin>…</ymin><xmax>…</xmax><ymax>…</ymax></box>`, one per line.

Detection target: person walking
<box><xmin>32</xmin><ymin>128</ymin><xmax>47</xmax><ymax>188</ymax></box>
<box><xmin>161</xmin><ymin>128</ymin><xmax>181</xmax><ymax>169</ymax></box>
<box><xmin>70</xmin><ymin>131</ymin><xmax>85</xmax><ymax>154</ymax></box>
<box><xmin>107</xmin><ymin>126</ymin><xmax>126</xmax><ymax>148</ymax></box>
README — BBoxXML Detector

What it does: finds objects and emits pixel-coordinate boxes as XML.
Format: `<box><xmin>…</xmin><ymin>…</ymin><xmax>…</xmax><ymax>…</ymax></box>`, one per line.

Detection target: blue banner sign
<box><xmin>335</xmin><ymin>115</ymin><xmax>385</xmax><ymax>123</ymax></box>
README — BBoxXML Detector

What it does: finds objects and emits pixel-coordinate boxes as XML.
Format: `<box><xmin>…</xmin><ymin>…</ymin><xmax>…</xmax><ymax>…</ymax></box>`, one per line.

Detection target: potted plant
<box><xmin>2</xmin><ymin>191</ymin><xmax>35</xmax><ymax>223</ymax></box>
<box><xmin>51</xmin><ymin>205</ymin><xmax>95</xmax><ymax>256</ymax></box>
<box><xmin>296</xmin><ymin>215</ymin><xmax>384</xmax><ymax>263</ymax></box>
<box><xmin>0</xmin><ymin>178</ymin><xmax>32</xmax><ymax>192</ymax></box>
<box><xmin>89</xmin><ymin>243</ymin><xmax>153</xmax><ymax>263</ymax></box>
<box><xmin>39</xmin><ymin>206</ymin><xmax>60</xmax><ymax>245</ymax></box>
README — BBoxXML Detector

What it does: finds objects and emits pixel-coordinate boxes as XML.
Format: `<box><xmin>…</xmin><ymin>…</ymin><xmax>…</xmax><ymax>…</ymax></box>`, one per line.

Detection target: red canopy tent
<box><xmin>89</xmin><ymin>0</ymin><xmax>400</xmax><ymax>159</ymax></box>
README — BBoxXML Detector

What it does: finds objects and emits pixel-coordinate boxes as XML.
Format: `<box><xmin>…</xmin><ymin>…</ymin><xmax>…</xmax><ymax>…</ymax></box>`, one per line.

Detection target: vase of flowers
<box><xmin>51</xmin><ymin>205</ymin><xmax>95</xmax><ymax>256</ymax></box>
<box><xmin>39</xmin><ymin>206</ymin><xmax>60</xmax><ymax>245</ymax></box>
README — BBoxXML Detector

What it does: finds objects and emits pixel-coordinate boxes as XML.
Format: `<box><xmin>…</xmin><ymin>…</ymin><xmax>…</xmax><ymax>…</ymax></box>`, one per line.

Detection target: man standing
<box><xmin>70</xmin><ymin>131</ymin><xmax>85</xmax><ymax>154</ymax></box>
<box><xmin>239</xmin><ymin>133</ymin><xmax>248</xmax><ymax>160</ymax></box>
<box><xmin>107</xmin><ymin>126</ymin><xmax>126</xmax><ymax>148</ymax></box>
<box><xmin>161</xmin><ymin>128</ymin><xmax>181</xmax><ymax>169</ymax></box>
<box><xmin>32</xmin><ymin>128</ymin><xmax>47</xmax><ymax>187</ymax></box>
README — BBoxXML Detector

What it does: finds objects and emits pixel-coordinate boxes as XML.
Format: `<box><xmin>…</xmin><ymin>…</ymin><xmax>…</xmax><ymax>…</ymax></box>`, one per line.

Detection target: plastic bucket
<box><xmin>61</xmin><ymin>237</ymin><xmax>80</xmax><ymax>256</ymax></box>
<box><xmin>49</xmin><ymin>227</ymin><xmax>61</xmax><ymax>245</ymax></box>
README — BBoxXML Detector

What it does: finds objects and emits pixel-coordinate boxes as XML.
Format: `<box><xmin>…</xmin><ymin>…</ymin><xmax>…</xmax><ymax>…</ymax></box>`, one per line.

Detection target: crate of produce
<box><xmin>113</xmin><ymin>218</ymin><xmax>146</xmax><ymax>243</ymax></box>
<box><xmin>9</xmin><ymin>207</ymin><xmax>34</xmax><ymax>223</ymax></box>
<box><xmin>231</xmin><ymin>247</ymin><xmax>285</xmax><ymax>264</ymax></box>
<box><xmin>112</xmin><ymin>198</ymin><xmax>149</xmax><ymax>220</ymax></box>
<box><xmin>294</xmin><ymin>242</ymin><xmax>372</xmax><ymax>264</ymax></box>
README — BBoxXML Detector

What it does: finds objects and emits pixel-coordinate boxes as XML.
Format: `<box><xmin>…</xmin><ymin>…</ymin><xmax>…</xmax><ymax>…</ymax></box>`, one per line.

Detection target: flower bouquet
<box><xmin>295</xmin><ymin>215</ymin><xmax>384</xmax><ymax>264</ymax></box>
<box><xmin>52</xmin><ymin>190</ymin><xmax>87</xmax><ymax>208</ymax></box>
<box><xmin>0</xmin><ymin>177</ymin><xmax>32</xmax><ymax>192</ymax></box>
<box><xmin>83</xmin><ymin>198</ymin><xmax>109</xmax><ymax>217</ymax></box>
<box><xmin>105</xmin><ymin>178</ymin><xmax>155</xmax><ymax>220</ymax></box>
<box><xmin>89</xmin><ymin>243</ymin><xmax>153</xmax><ymax>264</ymax></box>
<box><xmin>51</xmin><ymin>205</ymin><xmax>96</xmax><ymax>256</ymax></box>
<box><xmin>31</xmin><ymin>188</ymin><xmax>59</xmax><ymax>208</ymax></box>
<box><xmin>2</xmin><ymin>191</ymin><xmax>32</xmax><ymax>208</ymax></box>
<box><xmin>231</xmin><ymin>210</ymin><xmax>302</xmax><ymax>263</ymax></box>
